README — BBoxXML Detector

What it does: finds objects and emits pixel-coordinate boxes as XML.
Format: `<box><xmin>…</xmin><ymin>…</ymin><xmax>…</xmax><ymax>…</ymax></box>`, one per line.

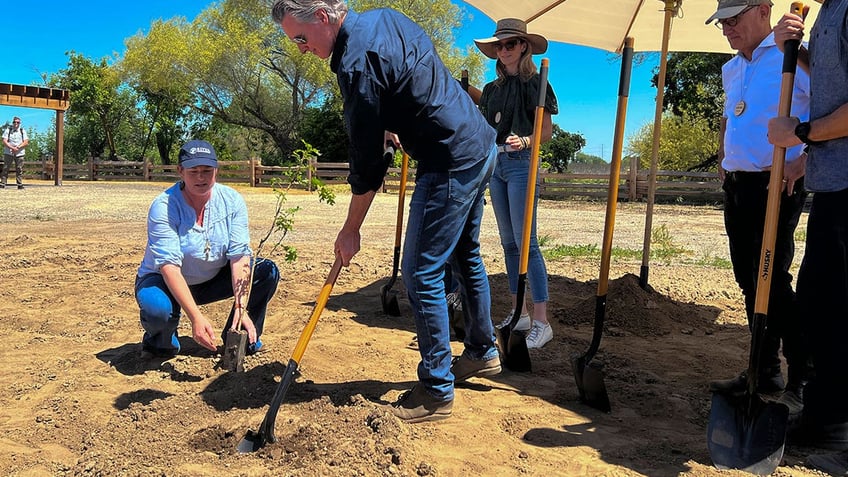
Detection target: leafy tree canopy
<box><xmin>626</xmin><ymin>112</ymin><xmax>718</xmax><ymax>171</ymax></box>
<box><xmin>541</xmin><ymin>124</ymin><xmax>586</xmax><ymax>172</ymax></box>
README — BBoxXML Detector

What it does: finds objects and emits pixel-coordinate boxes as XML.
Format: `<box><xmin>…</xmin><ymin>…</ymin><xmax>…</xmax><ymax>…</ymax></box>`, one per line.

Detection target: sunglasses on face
<box><xmin>13</xmin><ymin>121</ymin><xmax>20</xmax><ymax>124</ymax></box>
<box><xmin>715</xmin><ymin>6</ymin><xmax>755</xmax><ymax>28</ymax></box>
<box><xmin>494</xmin><ymin>39</ymin><xmax>522</xmax><ymax>52</ymax></box>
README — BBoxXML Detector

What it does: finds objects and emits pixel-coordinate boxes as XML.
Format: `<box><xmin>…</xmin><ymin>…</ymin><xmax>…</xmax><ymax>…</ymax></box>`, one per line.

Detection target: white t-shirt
<box><xmin>3</xmin><ymin>126</ymin><xmax>28</xmax><ymax>157</ymax></box>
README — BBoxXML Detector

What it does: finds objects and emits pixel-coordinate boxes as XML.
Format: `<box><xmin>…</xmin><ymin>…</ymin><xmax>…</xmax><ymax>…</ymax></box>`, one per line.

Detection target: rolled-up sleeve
<box><xmin>226</xmin><ymin>193</ymin><xmax>251</xmax><ymax>259</ymax></box>
<box><xmin>146</xmin><ymin>198</ymin><xmax>183</xmax><ymax>271</ymax></box>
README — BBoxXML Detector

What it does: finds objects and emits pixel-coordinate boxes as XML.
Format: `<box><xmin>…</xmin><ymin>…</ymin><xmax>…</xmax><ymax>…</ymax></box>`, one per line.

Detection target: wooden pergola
<box><xmin>0</xmin><ymin>82</ymin><xmax>69</xmax><ymax>185</ymax></box>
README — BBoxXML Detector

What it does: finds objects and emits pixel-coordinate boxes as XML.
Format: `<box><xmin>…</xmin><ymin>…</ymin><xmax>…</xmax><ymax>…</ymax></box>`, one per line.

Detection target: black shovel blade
<box><xmin>380</xmin><ymin>284</ymin><xmax>401</xmax><ymax>316</ymax></box>
<box><xmin>381</xmin><ymin>246</ymin><xmax>402</xmax><ymax>316</ymax></box>
<box><xmin>505</xmin><ymin>329</ymin><xmax>531</xmax><ymax>372</ymax></box>
<box><xmin>237</xmin><ymin>359</ymin><xmax>299</xmax><ymax>453</ymax></box>
<box><xmin>707</xmin><ymin>392</ymin><xmax>789</xmax><ymax>475</ymax></box>
<box><xmin>223</xmin><ymin>329</ymin><xmax>247</xmax><ymax>372</ymax></box>
<box><xmin>571</xmin><ymin>354</ymin><xmax>611</xmax><ymax>413</ymax></box>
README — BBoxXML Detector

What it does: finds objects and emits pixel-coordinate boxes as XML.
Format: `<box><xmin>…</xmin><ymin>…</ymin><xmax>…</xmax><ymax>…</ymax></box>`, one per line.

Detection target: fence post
<box><xmin>88</xmin><ymin>156</ymin><xmax>95</xmax><ymax>181</ymax></box>
<box><xmin>307</xmin><ymin>157</ymin><xmax>315</xmax><ymax>192</ymax></box>
<box><xmin>40</xmin><ymin>154</ymin><xmax>48</xmax><ymax>180</ymax></box>
<box><xmin>628</xmin><ymin>155</ymin><xmax>638</xmax><ymax>201</ymax></box>
<box><xmin>143</xmin><ymin>156</ymin><xmax>150</xmax><ymax>181</ymax></box>
<box><xmin>250</xmin><ymin>157</ymin><xmax>257</xmax><ymax>187</ymax></box>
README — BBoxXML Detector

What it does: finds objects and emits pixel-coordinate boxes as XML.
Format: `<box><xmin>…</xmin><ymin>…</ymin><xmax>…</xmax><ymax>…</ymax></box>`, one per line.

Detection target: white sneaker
<box><xmin>526</xmin><ymin>321</ymin><xmax>553</xmax><ymax>349</ymax></box>
<box><xmin>496</xmin><ymin>311</ymin><xmax>531</xmax><ymax>331</ymax></box>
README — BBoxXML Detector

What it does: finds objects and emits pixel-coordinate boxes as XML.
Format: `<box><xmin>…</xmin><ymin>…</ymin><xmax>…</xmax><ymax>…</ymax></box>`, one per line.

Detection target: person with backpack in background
<box><xmin>2</xmin><ymin>117</ymin><xmax>28</xmax><ymax>189</ymax></box>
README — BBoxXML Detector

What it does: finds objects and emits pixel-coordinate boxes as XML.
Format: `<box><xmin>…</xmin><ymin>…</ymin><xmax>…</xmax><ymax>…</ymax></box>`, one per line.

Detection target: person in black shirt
<box><xmin>476</xmin><ymin>19</ymin><xmax>559</xmax><ymax>349</ymax></box>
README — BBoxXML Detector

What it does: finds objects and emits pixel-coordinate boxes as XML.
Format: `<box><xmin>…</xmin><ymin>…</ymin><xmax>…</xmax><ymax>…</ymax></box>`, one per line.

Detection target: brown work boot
<box><xmin>709</xmin><ymin>370</ymin><xmax>784</xmax><ymax>396</ymax></box>
<box><xmin>388</xmin><ymin>385</ymin><xmax>452</xmax><ymax>423</ymax></box>
<box><xmin>451</xmin><ymin>353</ymin><xmax>501</xmax><ymax>383</ymax></box>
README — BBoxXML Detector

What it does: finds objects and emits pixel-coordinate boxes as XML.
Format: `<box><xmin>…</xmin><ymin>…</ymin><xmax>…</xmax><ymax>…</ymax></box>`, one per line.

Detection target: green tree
<box><xmin>626</xmin><ymin>113</ymin><xmax>719</xmax><ymax>171</ymax></box>
<box><xmin>53</xmin><ymin>52</ymin><xmax>137</xmax><ymax>160</ymax></box>
<box><xmin>121</xmin><ymin>19</ymin><xmax>196</xmax><ymax>163</ymax></box>
<box><xmin>653</xmin><ymin>52</ymin><xmax>730</xmax><ymax>130</ymax></box>
<box><xmin>299</xmin><ymin>98</ymin><xmax>348</xmax><ymax>164</ymax></box>
<box><xmin>541</xmin><ymin>124</ymin><xmax>586</xmax><ymax>172</ymax></box>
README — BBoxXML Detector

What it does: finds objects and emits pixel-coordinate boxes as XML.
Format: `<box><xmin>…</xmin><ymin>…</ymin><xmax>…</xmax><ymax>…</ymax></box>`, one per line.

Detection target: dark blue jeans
<box><xmin>135</xmin><ymin>258</ymin><xmax>279</xmax><ymax>354</ymax></box>
<box><xmin>401</xmin><ymin>146</ymin><xmax>499</xmax><ymax>400</ymax></box>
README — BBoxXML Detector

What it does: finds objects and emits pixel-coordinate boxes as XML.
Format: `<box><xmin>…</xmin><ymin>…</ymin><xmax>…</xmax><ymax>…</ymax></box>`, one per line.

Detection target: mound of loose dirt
<box><xmin>557</xmin><ymin>273</ymin><xmax>723</xmax><ymax>337</ymax></box>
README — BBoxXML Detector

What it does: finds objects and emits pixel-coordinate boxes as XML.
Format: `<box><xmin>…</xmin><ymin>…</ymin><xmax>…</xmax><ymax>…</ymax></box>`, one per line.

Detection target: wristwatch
<box><xmin>794</xmin><ymin>121</ymin><xmax>818</xmax><ymax>145</ymax></box>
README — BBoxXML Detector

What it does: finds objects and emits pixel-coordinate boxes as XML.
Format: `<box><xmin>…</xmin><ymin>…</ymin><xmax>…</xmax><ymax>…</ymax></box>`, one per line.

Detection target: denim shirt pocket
<box><xmin>810</xmin><ymin>16</ymin><xmax>845</xmax><ymax>69</ymax></box>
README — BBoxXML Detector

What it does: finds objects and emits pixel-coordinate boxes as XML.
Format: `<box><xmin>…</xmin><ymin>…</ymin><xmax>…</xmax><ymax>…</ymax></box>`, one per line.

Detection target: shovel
<box><xmin>380</xmin><ymin>144</ymin><xmax>406</xmax><ymax>316</ymax></box>
<box><xmin>707</xmin><ymin>4</ymin><xmax>804</xmax><ymax>472</ymax></box>
<box><xmin>224</xmin><ymin>259</ymin><xmax>256</xmax><ymax>372</ymax></box>
<box><xmin>238</xmin><ymin>257</ymin><xmax>343</xmax><ymax>453</ymax></box>
<box><xmin>571</xmin><ymin>38</ymin><xmax>634</xmax><ymax>413</ymax></box>
<box><xmin>499</xmin><ymin>58</ymin><xmax>550</xmax><ymax>373</ymax></box>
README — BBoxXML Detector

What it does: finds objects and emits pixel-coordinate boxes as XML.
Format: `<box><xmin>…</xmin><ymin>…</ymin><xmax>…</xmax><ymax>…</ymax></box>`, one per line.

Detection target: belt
<box><xmin>726</xmin><ymin>170</ymin><xmax>770</xmax><ymax>183</ymax></box>
<box><xmin>496</xmin><ymin>144</ymin><xmax>518</xmax><ymax>153</ymax></box>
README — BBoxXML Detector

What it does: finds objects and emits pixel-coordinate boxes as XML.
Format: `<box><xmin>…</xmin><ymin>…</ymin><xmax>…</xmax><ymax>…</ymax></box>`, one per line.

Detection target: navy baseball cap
<box><xmin>178</xmin><ymin>140</ymin><xmax>218</xmax><ymax>168</ymax></box>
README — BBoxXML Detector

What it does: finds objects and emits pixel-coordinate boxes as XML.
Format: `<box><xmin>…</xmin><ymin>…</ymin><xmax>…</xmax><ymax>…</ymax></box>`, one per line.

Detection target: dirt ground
<box><xmin>0</xmin><ymin>180</ymin><xmax>829</xmax><ymax>477</ymax></box>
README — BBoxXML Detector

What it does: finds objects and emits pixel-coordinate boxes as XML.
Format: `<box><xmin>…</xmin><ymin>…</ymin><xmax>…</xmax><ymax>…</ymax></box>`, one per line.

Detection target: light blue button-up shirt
<box><xmin>721</xmin><ymin>32</ymin><xmax>810</xmax><ymax>172</ymax></box>
<box><xmin>137</xmin><ymin>182</ymin><xmax>251</xmax><ymax>285</ymax></box>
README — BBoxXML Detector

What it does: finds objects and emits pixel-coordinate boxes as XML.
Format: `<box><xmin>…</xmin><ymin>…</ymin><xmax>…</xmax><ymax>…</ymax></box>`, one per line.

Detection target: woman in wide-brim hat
<box><xmin>475</xmin><ymin>18</ymin><xmax>559</xmax><ymax>350</ymax></box>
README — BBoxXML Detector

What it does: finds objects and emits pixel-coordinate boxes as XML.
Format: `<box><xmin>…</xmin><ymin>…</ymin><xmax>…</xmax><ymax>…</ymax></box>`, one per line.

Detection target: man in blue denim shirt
<box><xmin>272</xmin><ymin>0</ymin><xmax>500</xmax><ymax>422</ymax></box>
<box><xmin>135</xmin><ymin>140</ymin><xmax>280</xmax><ymax>360</ymax></box>
<box><xmin>769</xmin><ymin>0</ymin><xmax>848</xmax><ymax>471</ymax></box>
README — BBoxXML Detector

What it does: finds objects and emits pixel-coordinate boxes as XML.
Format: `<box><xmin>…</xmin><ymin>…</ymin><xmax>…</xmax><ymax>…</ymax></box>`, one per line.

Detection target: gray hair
<box><xmin>271</xmin><ymin>0</ymin><xmax>348</xmax><ymax>24</ymax></box>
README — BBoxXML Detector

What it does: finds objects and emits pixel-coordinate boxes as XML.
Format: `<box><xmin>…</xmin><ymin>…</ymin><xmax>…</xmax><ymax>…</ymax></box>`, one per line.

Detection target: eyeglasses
<box><xmin>715</xmin><ymin>6</ymin><xmax>755</xmax><ymax>28</ymax></box>
<box><xmin>494</xmin><ymin>39</ymin><xmax>522</xmax><ymax>52</ymax></box>
<box><xmin>292</xmin><ymin>34</ymin><xmax>307</xmax><ymax>44</ymax></box>
<box><xmin>12</xmin><ymin>120</ymin><xmax>20</xmax><ymax>124</ymax></box>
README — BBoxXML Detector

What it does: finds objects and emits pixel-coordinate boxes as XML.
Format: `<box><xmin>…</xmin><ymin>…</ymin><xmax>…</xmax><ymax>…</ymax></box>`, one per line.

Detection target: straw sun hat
<box><xmin>474</xmin><ymin>18</ymin><xmax>548</xmax><ymax>59</ymax></box>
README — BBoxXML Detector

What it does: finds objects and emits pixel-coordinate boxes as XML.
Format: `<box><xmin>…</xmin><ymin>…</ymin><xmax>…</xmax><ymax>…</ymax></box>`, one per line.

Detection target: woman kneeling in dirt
<box><xmin>134</xmin><ymin>139</ymin><xmax>280</xmax><ymax>359</ymax></box>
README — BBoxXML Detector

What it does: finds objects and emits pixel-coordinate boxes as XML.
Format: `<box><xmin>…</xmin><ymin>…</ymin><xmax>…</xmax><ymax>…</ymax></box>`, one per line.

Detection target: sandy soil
<box><xmin>0</xmin><ymin>180</ymin><xmax>827</xmax><ymax>477</ymax></box>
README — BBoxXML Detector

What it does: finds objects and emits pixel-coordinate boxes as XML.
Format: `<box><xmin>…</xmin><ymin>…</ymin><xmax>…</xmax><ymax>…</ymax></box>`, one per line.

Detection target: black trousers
<box><xmin>723</xmin><ymin>171</ymin><xmax>808</xmax><ymax>377</ymax></box>
<box><xmin>797</xmin><ymin>188</ymin><xmax>848</xmax><ymax>424</ymax></box>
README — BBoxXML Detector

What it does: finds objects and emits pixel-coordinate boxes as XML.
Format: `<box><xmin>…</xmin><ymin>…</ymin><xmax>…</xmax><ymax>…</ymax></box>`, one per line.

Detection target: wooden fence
<box><xmin>22</xmin><ymin>156</ymin><xmax>723</xmax><ymax>202</ymax></box>
<box><xmin>383</xmin><ymin>166</ymin><xmax>722</xmax><ymax>202</ymax></box>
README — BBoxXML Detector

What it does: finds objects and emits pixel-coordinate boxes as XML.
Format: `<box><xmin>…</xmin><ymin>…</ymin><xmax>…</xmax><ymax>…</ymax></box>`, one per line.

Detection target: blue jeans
<box><xmin>488</xmin><ymin>149</ymin><xmax>549</xmax><ymax>303</ymax></box>
<box><xmin>401</xmin><ymin>146</ymin><xmax>499</xmax><ymax>400</ymax></box>
<box><xmin>134</xmin><ymin>258</ymin><xmax>280</xmax><ymax>354</ymax></box>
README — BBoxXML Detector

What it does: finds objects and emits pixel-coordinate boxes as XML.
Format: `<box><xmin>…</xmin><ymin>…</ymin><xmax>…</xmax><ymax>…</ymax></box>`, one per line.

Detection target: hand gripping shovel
<box><xmin>707</xmin><ymin>4</ymin><xmax>804</xmax><ymax>472</ymax></box>
<box><xmin>238</xmin><ymin>257</ymin><xmax>343</xmax><ymax>453</ymax></box>
<box><xmin>498</xmin><ymin>58</ymin><xmax>550</xmax><ymax>373</ymax></box>
<box><xmin>380</xmin><ymin>144</ymin><xmax>407</xmax><ymax>316</ymax></box>
<box><xmin>571</xmin><ymin>38</ymin><xmax>634</xmax><ymax>413</ymax></box>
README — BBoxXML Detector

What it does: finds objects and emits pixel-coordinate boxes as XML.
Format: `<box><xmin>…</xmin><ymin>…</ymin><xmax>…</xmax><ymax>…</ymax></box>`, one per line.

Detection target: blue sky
<box><xmin>6</xmin><ymin>1</ymin><xmax>664</xmax><ymax>162</ymax></box>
